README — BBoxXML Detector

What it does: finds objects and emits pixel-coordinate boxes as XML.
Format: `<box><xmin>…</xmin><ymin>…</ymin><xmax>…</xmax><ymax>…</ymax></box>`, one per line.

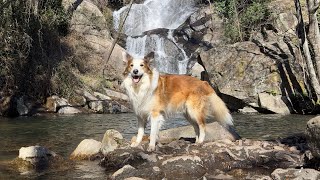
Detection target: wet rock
<box><xmin>101</xmin><ymin>129</ymin><xmax>124</xmax><ymax>156</ymax></box>
<box><xmin>306</xmin><ymin>116</ymin><xmax>320</xmax><ymax>158</ymax></box>
<box><xmin>271</xmin><ymin>168</ymin><xmax>320</xmax><ymax>180</ymax></box>
<box><xmin>159</xmin><ymin>122</ymin><xmax>240</xmax><ymax>143</ymax></box>
<box><xmin>258</xmin><ymin>93</ymin><xmax>291</xmax><ymax>114</ymax></box>
<box><xmin>70</xmin><ymin>139</ymin><xmax>101</xmax><ymax>160</ymax></box>
<box><xmin>18</xmin><ymin>146</ymin><xmax>56</xmax><ymax>167</ymax></box>
<box><xmin>58</xmin><ymin>106</ymin><xmax>81</xmax><ymax>114</ymax></box>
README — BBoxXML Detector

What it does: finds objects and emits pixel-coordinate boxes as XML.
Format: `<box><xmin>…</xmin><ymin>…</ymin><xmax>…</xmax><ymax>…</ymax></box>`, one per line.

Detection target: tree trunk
<box><xmin>295</xmin><ymin>0</ymin><xmax>320</xmax><ymax>100</ymax></box>
<box><xmin>307</xmin><ymin>0</ymin><xmax>320</xmax><ymax>79</ymax></box>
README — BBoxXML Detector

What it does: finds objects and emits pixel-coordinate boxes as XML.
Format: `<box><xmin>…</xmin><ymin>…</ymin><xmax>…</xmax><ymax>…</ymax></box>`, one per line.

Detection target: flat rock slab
<box><xmin>159</xmin><ymin>122</ymin><xmax>240</xmax><ymax>143</ymax></box>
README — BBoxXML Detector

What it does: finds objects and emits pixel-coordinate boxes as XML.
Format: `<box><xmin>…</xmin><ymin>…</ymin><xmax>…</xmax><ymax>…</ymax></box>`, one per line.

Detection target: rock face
<box><xmin>306</xmin><ymin>116</ymin><xmax>320</xmax><ymax>158</ymax></box>
<box><xmin>70</xmin><ymin>139</ymin><xmax>102</xmax><ymax>160</ymax></box>
<box><xmin>18</xmin><ymin>146</ymin><xmax>56</xmax><ymax>167</ymax></box>
<box><xmin>159</xmin><ymin>122</ymin><xmax>240</xmax><ymax>143</ymax></box>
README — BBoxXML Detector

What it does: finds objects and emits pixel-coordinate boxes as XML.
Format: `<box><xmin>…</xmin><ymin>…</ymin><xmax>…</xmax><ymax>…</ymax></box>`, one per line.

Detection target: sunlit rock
<box><xmin>18</xmin><ymin>145</ymin><xmax>56</xmax><ymax>167</ymax></box>
<box><xmin>45</xmin><ymin>95</ymin><xmax>69</xmax><ymax>112</ymax></box>
<box><xmin>70</xmin><ymin>139</ymin><xmax>101</xmax><ymax>160</ymax></box>
<box><xmin>271</xmin><ymin>168</ymin><xmax>320</xmax><ymax>180</ymax></box>
<box><xmin>101</xmin><ymin>129</ymin><xmax>124</xmax><ymax>156</ymax></box>
<box><xmin>258</xmin><ymin>93</ymin><xmax>291</xmax><ymax>114</ymax></box>
<box><xmin>58</xmin><ymin>106</ymin><xmax>81</xmax><ymax>114</ymax></box>
<box><xmin>159</xmin><ymin>122</ymin><xmax>240</xmax><ymax>143</ymax></box>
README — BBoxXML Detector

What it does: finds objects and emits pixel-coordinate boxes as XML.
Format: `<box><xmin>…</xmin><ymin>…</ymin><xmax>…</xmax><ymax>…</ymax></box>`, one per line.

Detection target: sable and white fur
<box><xmin>122</xmin><ymin>52</ymin><xmax>233</xmax><ymax>151</ymax></box>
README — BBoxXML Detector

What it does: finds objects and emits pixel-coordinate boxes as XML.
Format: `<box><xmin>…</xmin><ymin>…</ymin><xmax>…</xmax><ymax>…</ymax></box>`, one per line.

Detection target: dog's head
<box><xmin>122</xmin><ymin>52</ymin><xmax>155</xmax><ymax>84</ymax></box>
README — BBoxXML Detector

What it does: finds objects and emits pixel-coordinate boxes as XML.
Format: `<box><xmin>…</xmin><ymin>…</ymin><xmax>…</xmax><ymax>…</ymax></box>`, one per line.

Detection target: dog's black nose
<box><xmin>133</xmin><ymin>69</ymin><xmax>138</xmax><ymax>74</ymax></box>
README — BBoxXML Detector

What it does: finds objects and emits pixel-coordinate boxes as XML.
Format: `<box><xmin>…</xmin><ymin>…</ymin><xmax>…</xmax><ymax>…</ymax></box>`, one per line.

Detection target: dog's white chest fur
<box><xmin>122</xmin><ymin>69</ymin><xmax>159</xmax><ymax>115</ymax></box>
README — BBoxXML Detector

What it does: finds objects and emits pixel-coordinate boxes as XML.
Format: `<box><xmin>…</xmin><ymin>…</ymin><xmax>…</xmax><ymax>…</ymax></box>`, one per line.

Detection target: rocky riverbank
<box><xmin>2</xmin><ymin>116</ymin><xmax>320</xmax><ymax>179</ymax></box>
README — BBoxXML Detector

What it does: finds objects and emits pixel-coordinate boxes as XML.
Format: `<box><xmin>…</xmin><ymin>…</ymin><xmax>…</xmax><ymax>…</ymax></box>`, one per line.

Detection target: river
<box><xmin>0</xmin><ymin>113</ymin><xmax>314</xmax><ymax>179</ymax></box>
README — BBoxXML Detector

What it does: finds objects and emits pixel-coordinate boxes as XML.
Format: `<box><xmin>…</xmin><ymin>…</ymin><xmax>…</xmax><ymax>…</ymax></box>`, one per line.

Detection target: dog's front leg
<box><xmin>131</xmin><ymin>116</ymin><xmax>146</xmax><ymax>147</ymax></box>
<box><xmin>147</xmin><ymin>113</ymin><xmax>164</xmax><ymax>151</ymax></box>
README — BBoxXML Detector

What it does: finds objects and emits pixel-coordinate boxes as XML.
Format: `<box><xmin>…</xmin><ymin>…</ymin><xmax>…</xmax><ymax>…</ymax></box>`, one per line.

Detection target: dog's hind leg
<box><xmin>131</xmin><ymin>116</ymin><xmax>147</xmax><ymax>147</ymax></box>
<box><xmin>184</xmin><ymin>113</ymin><xmax>200</xmax><ymax>143</ymax></box>
<box><xmin>185</xmin><ymin>100</ymin><xmax>206</xmax><ymax>144</ymax></box>
<box><xmin>147</xmin><ymin>112</ymin><xmax>164</xmax><ymax>151</ymax></box>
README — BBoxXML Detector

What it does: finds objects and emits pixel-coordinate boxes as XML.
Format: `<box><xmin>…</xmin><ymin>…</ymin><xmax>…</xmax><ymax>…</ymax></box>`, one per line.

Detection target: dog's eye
<box><xmin>140</xmin><ymin>64</ymin><xmax>144</xmax><ymax>67</ymax></box>
<box><xmin>130</xmin><ymin>64</ymin><xmax>133</xmax><ymax>67</ymax></box>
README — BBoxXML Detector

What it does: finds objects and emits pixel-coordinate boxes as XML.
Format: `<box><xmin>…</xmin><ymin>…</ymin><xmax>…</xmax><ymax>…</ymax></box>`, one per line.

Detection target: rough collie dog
<box><xmin>122</xmin><ymin>52</ymin><xmax>233</xmax><ymax>151</ymax></box>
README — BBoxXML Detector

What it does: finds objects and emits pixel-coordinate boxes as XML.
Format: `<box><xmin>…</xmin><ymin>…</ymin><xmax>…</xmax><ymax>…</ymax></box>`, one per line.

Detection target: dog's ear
<box><xmin>122</xmin><ymin>52</ymin><xmax>133</xmax><ymax>63</ymax></box>
<box><xmin>144</xmin><ymin>52</ymin><xmax>155</xmax><ymax>63</ymax></box>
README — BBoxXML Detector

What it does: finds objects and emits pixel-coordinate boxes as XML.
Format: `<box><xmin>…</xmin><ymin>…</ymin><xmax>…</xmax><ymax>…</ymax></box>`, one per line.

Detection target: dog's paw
<box><xmin>147</xmin><ymin>145</ymin><xmax>156</xmax><ymax>152</ymax></box>
<box><xmin>130</xmin><ymin>142</ymin><xmax>140</xmax><ymax>148</ymax></box>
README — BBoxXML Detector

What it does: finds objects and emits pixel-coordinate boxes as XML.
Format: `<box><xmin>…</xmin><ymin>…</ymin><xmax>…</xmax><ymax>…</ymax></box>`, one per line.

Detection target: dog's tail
<box><xmin>209</xmin><ymin>93</ymin><xmax>233</xmax><ymax>127</ymax></box>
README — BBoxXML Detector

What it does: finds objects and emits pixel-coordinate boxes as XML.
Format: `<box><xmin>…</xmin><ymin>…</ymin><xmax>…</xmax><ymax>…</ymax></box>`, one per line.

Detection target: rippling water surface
<box><xmin>0</xmin><ymin>113</ymin><xmax>314</xmax><ymax>179</ymax></box>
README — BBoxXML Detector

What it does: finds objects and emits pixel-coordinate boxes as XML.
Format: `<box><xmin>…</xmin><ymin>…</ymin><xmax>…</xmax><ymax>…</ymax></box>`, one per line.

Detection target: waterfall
<box><xmin>114</xmin><ymin>0</ymin><xmax>197</xmax><ymax>74</ymax></box>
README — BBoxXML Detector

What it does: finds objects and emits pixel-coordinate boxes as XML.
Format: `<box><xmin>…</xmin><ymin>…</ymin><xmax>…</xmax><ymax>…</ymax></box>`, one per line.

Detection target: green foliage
<box><xmin>0</xmin><ymin>0</ymin><xmax>70</xmax><ymax>99</ymax></box>
<box><xmin>214</xmin><ymin>0</ymin><xmax>270</xmax><ymax>43</ymax></box>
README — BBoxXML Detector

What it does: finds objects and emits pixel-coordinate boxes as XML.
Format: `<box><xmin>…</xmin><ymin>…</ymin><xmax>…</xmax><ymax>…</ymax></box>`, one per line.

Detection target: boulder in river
<box><xmin>101</xmin><ymin>129</ymin><xmax>125</xmax><ymax>156</ymax></box>
<box><xmin>18</xmin><ymin>145</ymin><xmax>56</xmax><ymax>167</ymax></box>
<box><xmin>306</xmin><ymin>116</ymin><xmax>320</xmax><ymax>158</ymax></box>
<box><xmin>70</xmin><ymin>139</ymin><xmax>102</xmax><ymax>160</ymax></box>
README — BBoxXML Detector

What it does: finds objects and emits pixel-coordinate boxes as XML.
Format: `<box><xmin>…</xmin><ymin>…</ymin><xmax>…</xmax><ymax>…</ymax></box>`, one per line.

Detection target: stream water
<box><xmin>0</xmin><ymin>113</ymin><xmax>314</xmax><ymax>179</ymax></box>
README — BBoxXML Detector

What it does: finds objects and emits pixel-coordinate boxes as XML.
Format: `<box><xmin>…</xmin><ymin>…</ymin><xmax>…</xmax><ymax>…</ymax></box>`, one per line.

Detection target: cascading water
<box><xmin>113</xmin><ymin>0</ymin><xmax>197</xmax><ymax>74</ymax></box>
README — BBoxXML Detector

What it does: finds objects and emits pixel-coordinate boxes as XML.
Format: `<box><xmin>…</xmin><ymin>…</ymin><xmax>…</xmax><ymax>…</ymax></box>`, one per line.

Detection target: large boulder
<box><xmin>306</xmin><ymin>116</ymin><xmax>320</xmax><ymax>158</ymax></box>
<box><xmin>258</xmin><ymin>93</ymin><xmax>292</xmax><ymax>114</ymax></box>
<box><xmin>70</xmin><ymin>139</ymin><xmax>102</xmax><ymax>160</ymax></box>
<box><xmin>159</xmin><ymin>122</ymin><xmax>240</xmax><ymax>143</ymax></box>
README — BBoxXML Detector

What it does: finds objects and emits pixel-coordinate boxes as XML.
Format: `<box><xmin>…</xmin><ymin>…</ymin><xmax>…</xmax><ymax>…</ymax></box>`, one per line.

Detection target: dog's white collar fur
<box><xmin>122</xmin><ymin>68</ymin><xmax>159</xmax><ymax>114</ymax></box>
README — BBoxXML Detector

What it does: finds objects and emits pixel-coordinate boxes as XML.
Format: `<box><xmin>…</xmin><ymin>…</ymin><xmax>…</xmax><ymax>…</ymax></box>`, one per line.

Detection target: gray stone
<box><xmin>159</xmin><ymin>122</ymin><xmax>240</xmax><ymax>143</ymax></box>
<box><xmin>70</xmin><ymin>139</ymin><xmax>101</xmax><ymax>160</ymax></box>
<box><xmin>45</xmin><ymin>95</ymin><xmax>69</xmax><ymax>112</ymax></box>
<box><xmin>306</xmin><ymin>116</ymin><xmax>320</xmax><ymax>158</ymax></box>
<box><xmin>16</xmin><ymin>96</ymin><xmax>30</xmax><ymax>116</ymax></box>
<box><xmin>190</xmin><ymin>62</ymin><xmax>205</xmax><ymax>79</ymax></box>
<box><xmin>103</xmin><ymin>88</ymin><xmax>129</xmax><ymax>101</ymax></box>
<box><xmin>258</xmin><ymin>93</ymin><xmax>291</xmax><ymax>114</ymax></box>
<box><xmin>94</xmin><ymin>92</ymin><xmax>111</xmax><ymax>100</ymax></box>
<box><xmin>271</xmin><ymin>168</ymin><xmax>320</xmax><ymax>180</ymax></box>
<box><xmin>101</xmin><ymin>129</ymin><xmax>124</xmax><ymax>156</ymax></box>
<box><xmin>112</xmin><ymin>165</ymin><xmax>136</xmax><ymax>179</ymax></box>
<box><xmin>19</xmin><ymin>146</ymin><xmax>56</xmax><ymax>166</ymax></box>
<box><xmin>89</xmin><ymin>101</ymin><xmax>103</xmax><ymax>113</ymax></box>
<box><xmin>58</xmin><ymin>106</ymin><xmax>81</xmax><ymax>114</ymax></box>
<box><xmin>238</xmin><ymin>106</ymin><xmax>258</xmax><ymax>114</ymax></box>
